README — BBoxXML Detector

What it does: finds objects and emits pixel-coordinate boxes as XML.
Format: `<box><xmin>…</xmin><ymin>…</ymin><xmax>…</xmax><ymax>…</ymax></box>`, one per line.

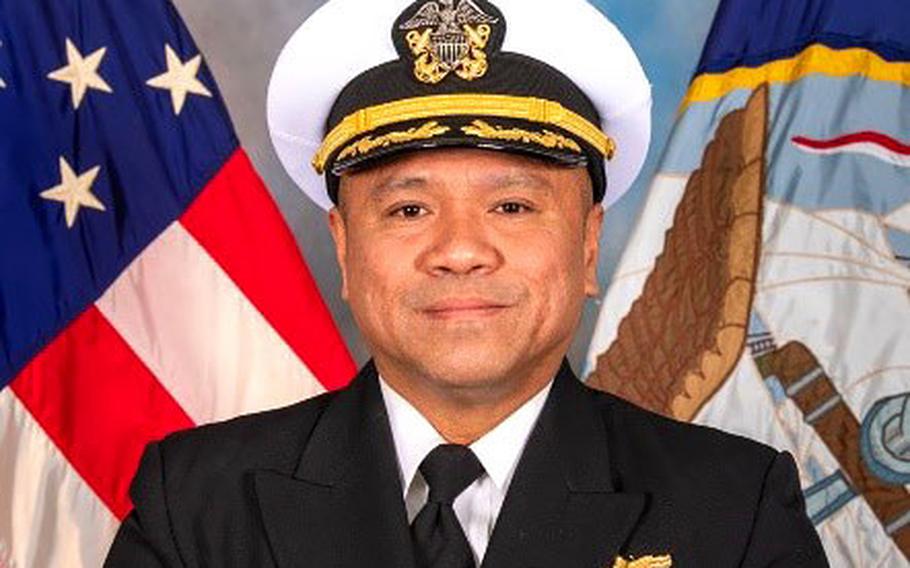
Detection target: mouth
<box><xmin>420</xmin><ymin>299</ymin><xmax>514</xmax><ymax>320</ymax></box>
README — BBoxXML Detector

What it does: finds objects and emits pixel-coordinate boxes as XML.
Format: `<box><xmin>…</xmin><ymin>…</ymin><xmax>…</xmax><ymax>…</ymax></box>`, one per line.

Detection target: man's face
<box><xmin>328</xmin><ymin>148</ymin><xmax>603</xmax><ymax>399</ymax></box>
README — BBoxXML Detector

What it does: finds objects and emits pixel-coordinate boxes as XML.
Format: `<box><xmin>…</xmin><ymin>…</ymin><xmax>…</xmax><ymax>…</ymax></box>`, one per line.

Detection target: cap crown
<box><xmin>268</xmin><ymin>0</ymin><xmax>651</xmax><ymax>210</ymax></box>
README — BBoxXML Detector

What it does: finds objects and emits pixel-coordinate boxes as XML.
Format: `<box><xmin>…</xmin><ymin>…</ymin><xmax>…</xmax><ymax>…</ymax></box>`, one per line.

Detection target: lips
<box><xmin>420</xmin><ymin>298</ymin><xmax>513</xmax><ymax>319</ymax></box>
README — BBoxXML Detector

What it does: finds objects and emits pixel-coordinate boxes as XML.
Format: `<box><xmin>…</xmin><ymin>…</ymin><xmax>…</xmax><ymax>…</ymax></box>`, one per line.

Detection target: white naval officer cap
<box><xmin>267</xmin><ymin>0</ymin><xmax>652</xmax><ymax>211</ymax></box>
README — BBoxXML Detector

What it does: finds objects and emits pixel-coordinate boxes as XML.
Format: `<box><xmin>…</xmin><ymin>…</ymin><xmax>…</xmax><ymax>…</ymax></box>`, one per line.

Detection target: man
<box><xmin>105</xmin><ymin>0</ymin><xmax>828</xmax><ymax>566</ymax></box>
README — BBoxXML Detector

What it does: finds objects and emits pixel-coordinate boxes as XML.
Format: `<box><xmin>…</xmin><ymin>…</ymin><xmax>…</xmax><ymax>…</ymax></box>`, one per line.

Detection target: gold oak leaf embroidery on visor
<box><xmin>461</xmin><ymin>119</ymin><xmax>583</xmax><ymax>153</ymax></box>
<box><xmin>311</xmin><ymin>94</ymin><xmax>617</xmax><ymax>174</ymax></box>
<box><xmin>336</xmin><ymin>121</ymin><xmax>452</xmax><ymax>163</ymax></box>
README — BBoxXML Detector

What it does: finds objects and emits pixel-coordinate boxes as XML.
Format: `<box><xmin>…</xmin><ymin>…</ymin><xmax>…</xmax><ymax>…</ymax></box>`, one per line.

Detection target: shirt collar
<box><xmin>379</xmin><ymin>376</ymin><xmax>553</xmax><ymax>494</ymax></box>
<box><xmin>470</xmin><ymin>381</ymin><xmax>551</xmax><ymax>488</ymax></box>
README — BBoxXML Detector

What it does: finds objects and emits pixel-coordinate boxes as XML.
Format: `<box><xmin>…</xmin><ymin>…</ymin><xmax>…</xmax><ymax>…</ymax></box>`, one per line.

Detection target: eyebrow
<box><xmin>364</xmin><ymin>169</ymin><xmax>556</xmax><ymax>199</ymax></box>
<box><xmin>371</xmin><ymin>175</ymin><xmax>429</xmax><ymax>194</ymax></box>
<box><xmin>483</xmin><ymin>172</ymin><xmax>554</xmax><ymax>191</ymax></box>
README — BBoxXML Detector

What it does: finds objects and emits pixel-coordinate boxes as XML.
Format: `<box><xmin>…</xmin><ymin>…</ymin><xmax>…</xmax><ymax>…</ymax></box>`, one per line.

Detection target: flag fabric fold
<box><xmin>0</xmin><ymin>1</ymin><xmax>356</xmax><ymax>565</ymax></box>
<box><xmin>586</xmin><ymin>0</ymin><xmax>910</xmax><ymax>565</ymax></box>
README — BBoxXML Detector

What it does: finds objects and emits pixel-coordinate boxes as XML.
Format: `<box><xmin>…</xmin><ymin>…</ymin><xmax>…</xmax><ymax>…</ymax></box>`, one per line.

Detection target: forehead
<box><xmin>338</xmin><ymin>148</ymin><xmax>591</xmax><ymax>197</ymax></box>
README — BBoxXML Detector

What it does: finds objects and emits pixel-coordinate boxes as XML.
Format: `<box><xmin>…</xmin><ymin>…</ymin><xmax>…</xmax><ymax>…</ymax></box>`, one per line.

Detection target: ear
<box><xmin>583</xmin><ymin>204</ymin><xmax>604</xmax><ymax>298</ymax></box>
<box><xmin>327</xmin><ymin>207</ymin><xmax>350</xmax><ymax>300</ymax></box>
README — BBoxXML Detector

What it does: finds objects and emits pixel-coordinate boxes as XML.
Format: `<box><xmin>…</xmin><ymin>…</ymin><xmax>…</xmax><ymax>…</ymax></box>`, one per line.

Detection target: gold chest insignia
<box><xmin>399</xmin><ymin>0</ymin><xmax>499</xmax><ymax>84</ymax></box>
<box><xmin>611</xmin><ymin>554</ymin><xmax>673</xmax><ymax>568</ymax></box>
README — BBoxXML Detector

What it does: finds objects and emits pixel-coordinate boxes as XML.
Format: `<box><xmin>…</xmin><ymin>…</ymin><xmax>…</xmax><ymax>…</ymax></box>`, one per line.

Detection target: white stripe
<box><xmin>96</xmin><ymin>221</ymin><xmax>325</xmax><ymax>425</ymax></box>
<box><xmin>0</xmin><ymin>388</ymin><xmax>119</xmax><ymax>568</ymax></box>
<box><xmin>794</xmin><ymin>140</ymin><xmax>910</xmax><ymax>168</ymax></box>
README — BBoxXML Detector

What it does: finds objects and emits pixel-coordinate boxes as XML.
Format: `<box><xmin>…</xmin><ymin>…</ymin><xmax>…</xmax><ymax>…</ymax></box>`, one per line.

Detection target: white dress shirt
<box><xmin>379</xmin><ymin>377</ymin><xmax>553</xmax><ymax>565</ymax></box>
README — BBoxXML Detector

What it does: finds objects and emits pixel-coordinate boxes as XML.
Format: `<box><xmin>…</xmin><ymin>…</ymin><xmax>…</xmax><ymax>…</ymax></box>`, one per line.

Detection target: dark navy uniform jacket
<box><xmin>105</xmin><ymin>361</ymin><xmax>828</xmax><ymax>567</ymax></box>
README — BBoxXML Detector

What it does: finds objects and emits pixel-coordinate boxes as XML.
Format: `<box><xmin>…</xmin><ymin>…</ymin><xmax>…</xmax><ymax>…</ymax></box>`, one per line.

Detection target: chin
<box><xmin>409</xmin><ymin>344</ymin><xmax>526</xmax><ymax>392</ymax></box>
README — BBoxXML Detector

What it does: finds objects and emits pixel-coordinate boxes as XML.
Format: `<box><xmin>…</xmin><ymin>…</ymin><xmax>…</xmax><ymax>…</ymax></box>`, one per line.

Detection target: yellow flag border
<box><xmin>682</xmin><ymin>43</ymin><xmax>910</xmax><ymax>110</ymax></box>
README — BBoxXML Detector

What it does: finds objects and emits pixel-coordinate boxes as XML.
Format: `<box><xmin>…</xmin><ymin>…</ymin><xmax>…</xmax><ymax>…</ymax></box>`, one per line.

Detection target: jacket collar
<box><xmin>480</xmin><ymin>360</ymin><xmax>645</xmax><ymax>568</ymax></box>
<box><xmin>253</xmin><ymin>360</ymin><xmax>645</xmax><ymax>568</ymax></box>
<box><xmin>254</xmin><ymin>361</ymin><xmax>417</xmax><ymax>568</ymax></box>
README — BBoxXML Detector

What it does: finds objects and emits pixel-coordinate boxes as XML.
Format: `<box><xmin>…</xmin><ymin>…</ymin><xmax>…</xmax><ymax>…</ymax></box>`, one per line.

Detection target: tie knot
<box><xmin>419</xmin><ymin>444</ymin><xmax>485</xmax><ymax>505</ymax></box>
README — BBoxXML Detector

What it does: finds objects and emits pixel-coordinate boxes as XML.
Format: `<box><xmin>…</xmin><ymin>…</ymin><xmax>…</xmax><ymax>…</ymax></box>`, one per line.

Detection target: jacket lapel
<box><xmin>253</xmin><ymin>362</ymin><xmax>417</xmax><ymax>568</ymax></box>
<box><xmin>482</xmin><ymin>362</ymin><xmax>646</xmax><ymax>568</ymax></box>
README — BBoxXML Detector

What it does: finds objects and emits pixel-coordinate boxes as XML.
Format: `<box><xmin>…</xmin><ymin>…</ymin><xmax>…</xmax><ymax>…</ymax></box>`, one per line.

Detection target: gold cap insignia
<box><xmin>611</xmin><ymin>554</ymin><xmax>673</xmax><ymax>568</ymax></box>
<box><xmin>395</xmin><ymin>0</ymin><xmax>503</xmax><ymax>84</ymax></box>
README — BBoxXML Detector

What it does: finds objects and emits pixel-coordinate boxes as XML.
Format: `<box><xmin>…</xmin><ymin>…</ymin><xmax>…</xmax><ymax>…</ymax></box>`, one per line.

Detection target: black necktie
<box><xmin>411</xmin><ymin>444</ymin><xmax>485</xmax><ymax>568</ymax></box>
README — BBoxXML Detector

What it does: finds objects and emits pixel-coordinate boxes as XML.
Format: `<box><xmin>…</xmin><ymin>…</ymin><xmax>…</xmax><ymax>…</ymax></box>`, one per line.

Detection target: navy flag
<box><xmin>587</xmin><ymin>0</ymin><xmax>910</xmax><ymax>565</ymax></box>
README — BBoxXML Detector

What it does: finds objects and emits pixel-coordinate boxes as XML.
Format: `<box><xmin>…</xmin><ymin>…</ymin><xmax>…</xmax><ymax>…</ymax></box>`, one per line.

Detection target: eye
<box><xmin>389</xmin><ymin>204</ymin><xmax>428</xmax><ymax>219</ymax></box>
<box><xmin>494</xmin><ymin>201</ymin><xmax>534</xmax><ymax>215</ymax></box>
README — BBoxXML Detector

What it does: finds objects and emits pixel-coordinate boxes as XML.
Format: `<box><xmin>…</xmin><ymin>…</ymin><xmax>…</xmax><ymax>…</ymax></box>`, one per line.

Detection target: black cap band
<box><xmin>320</xmin><ymin>53</ymin><xmax>609</xmax><ymax>203</ymax></box>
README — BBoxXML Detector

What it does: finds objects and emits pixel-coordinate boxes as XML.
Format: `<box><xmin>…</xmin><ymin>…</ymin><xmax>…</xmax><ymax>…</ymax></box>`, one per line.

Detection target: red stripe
<box><xmin>11</xmin><ymin>307</ymin><xmax>194</xmax><ymax>519</ymax></box>
<box><xmin>181</xmin><ymin>149</ymin><xmax>356</xmax><ymax>391</ymax></box>
<box><xmin>792</xmin><ymin>131</ymin><xmax>910</xmax><ymax>155</ymax></box>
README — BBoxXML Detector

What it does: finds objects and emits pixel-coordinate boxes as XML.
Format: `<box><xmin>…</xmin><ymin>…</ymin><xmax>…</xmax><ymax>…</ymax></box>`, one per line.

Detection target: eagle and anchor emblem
<box><xmin>396</xmin><ymin>0</ymin><xmax>503</xmax><ymax>84</ymax></box>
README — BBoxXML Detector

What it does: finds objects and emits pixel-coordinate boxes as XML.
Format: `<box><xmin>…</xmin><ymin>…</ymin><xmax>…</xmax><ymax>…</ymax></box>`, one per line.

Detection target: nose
<box><xmin>417</xmin><ymin>208</ymin><xmax>503</xmax><ymax>277</ymax></box>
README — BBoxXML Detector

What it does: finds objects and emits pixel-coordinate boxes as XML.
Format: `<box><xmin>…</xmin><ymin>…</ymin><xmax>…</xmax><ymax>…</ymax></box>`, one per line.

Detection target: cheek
<box><xmin>508</xmin><ymin>226</ymin><xmax>587</xmax><ymax>316</ymax></box>
<box><xmin>344</xmin><ymin>234</ymin><xmax>414</xmax><ymax>322</ymax></box>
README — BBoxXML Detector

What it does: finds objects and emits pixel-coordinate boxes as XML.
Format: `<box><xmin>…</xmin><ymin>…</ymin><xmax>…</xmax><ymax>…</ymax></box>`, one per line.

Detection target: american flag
<box><xmin>0</xmin><ymin>0</ymin><xmax>356</xmax><ymax>565</ymax></box>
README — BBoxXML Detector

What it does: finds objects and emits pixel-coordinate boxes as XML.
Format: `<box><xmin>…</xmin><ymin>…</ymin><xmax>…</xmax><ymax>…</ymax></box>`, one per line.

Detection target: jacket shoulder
<box><xmin>114</xmin><ymin>391</ymin><xmax>340</xmax><ymax>566</ymax></box>
<box><xmin>583</xmin><ymin>386</ymin><xmax>826</xmax><ymax>565</ymax></box>
<box><xmin>158</xmin><ymin>390</ymin><xmax>338</xmax><ymax>482</ymax></box>
<box><xmin>588</xmin><ymin>385</ymin><xmax>779</xmax><ymax>491</ymax></box>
